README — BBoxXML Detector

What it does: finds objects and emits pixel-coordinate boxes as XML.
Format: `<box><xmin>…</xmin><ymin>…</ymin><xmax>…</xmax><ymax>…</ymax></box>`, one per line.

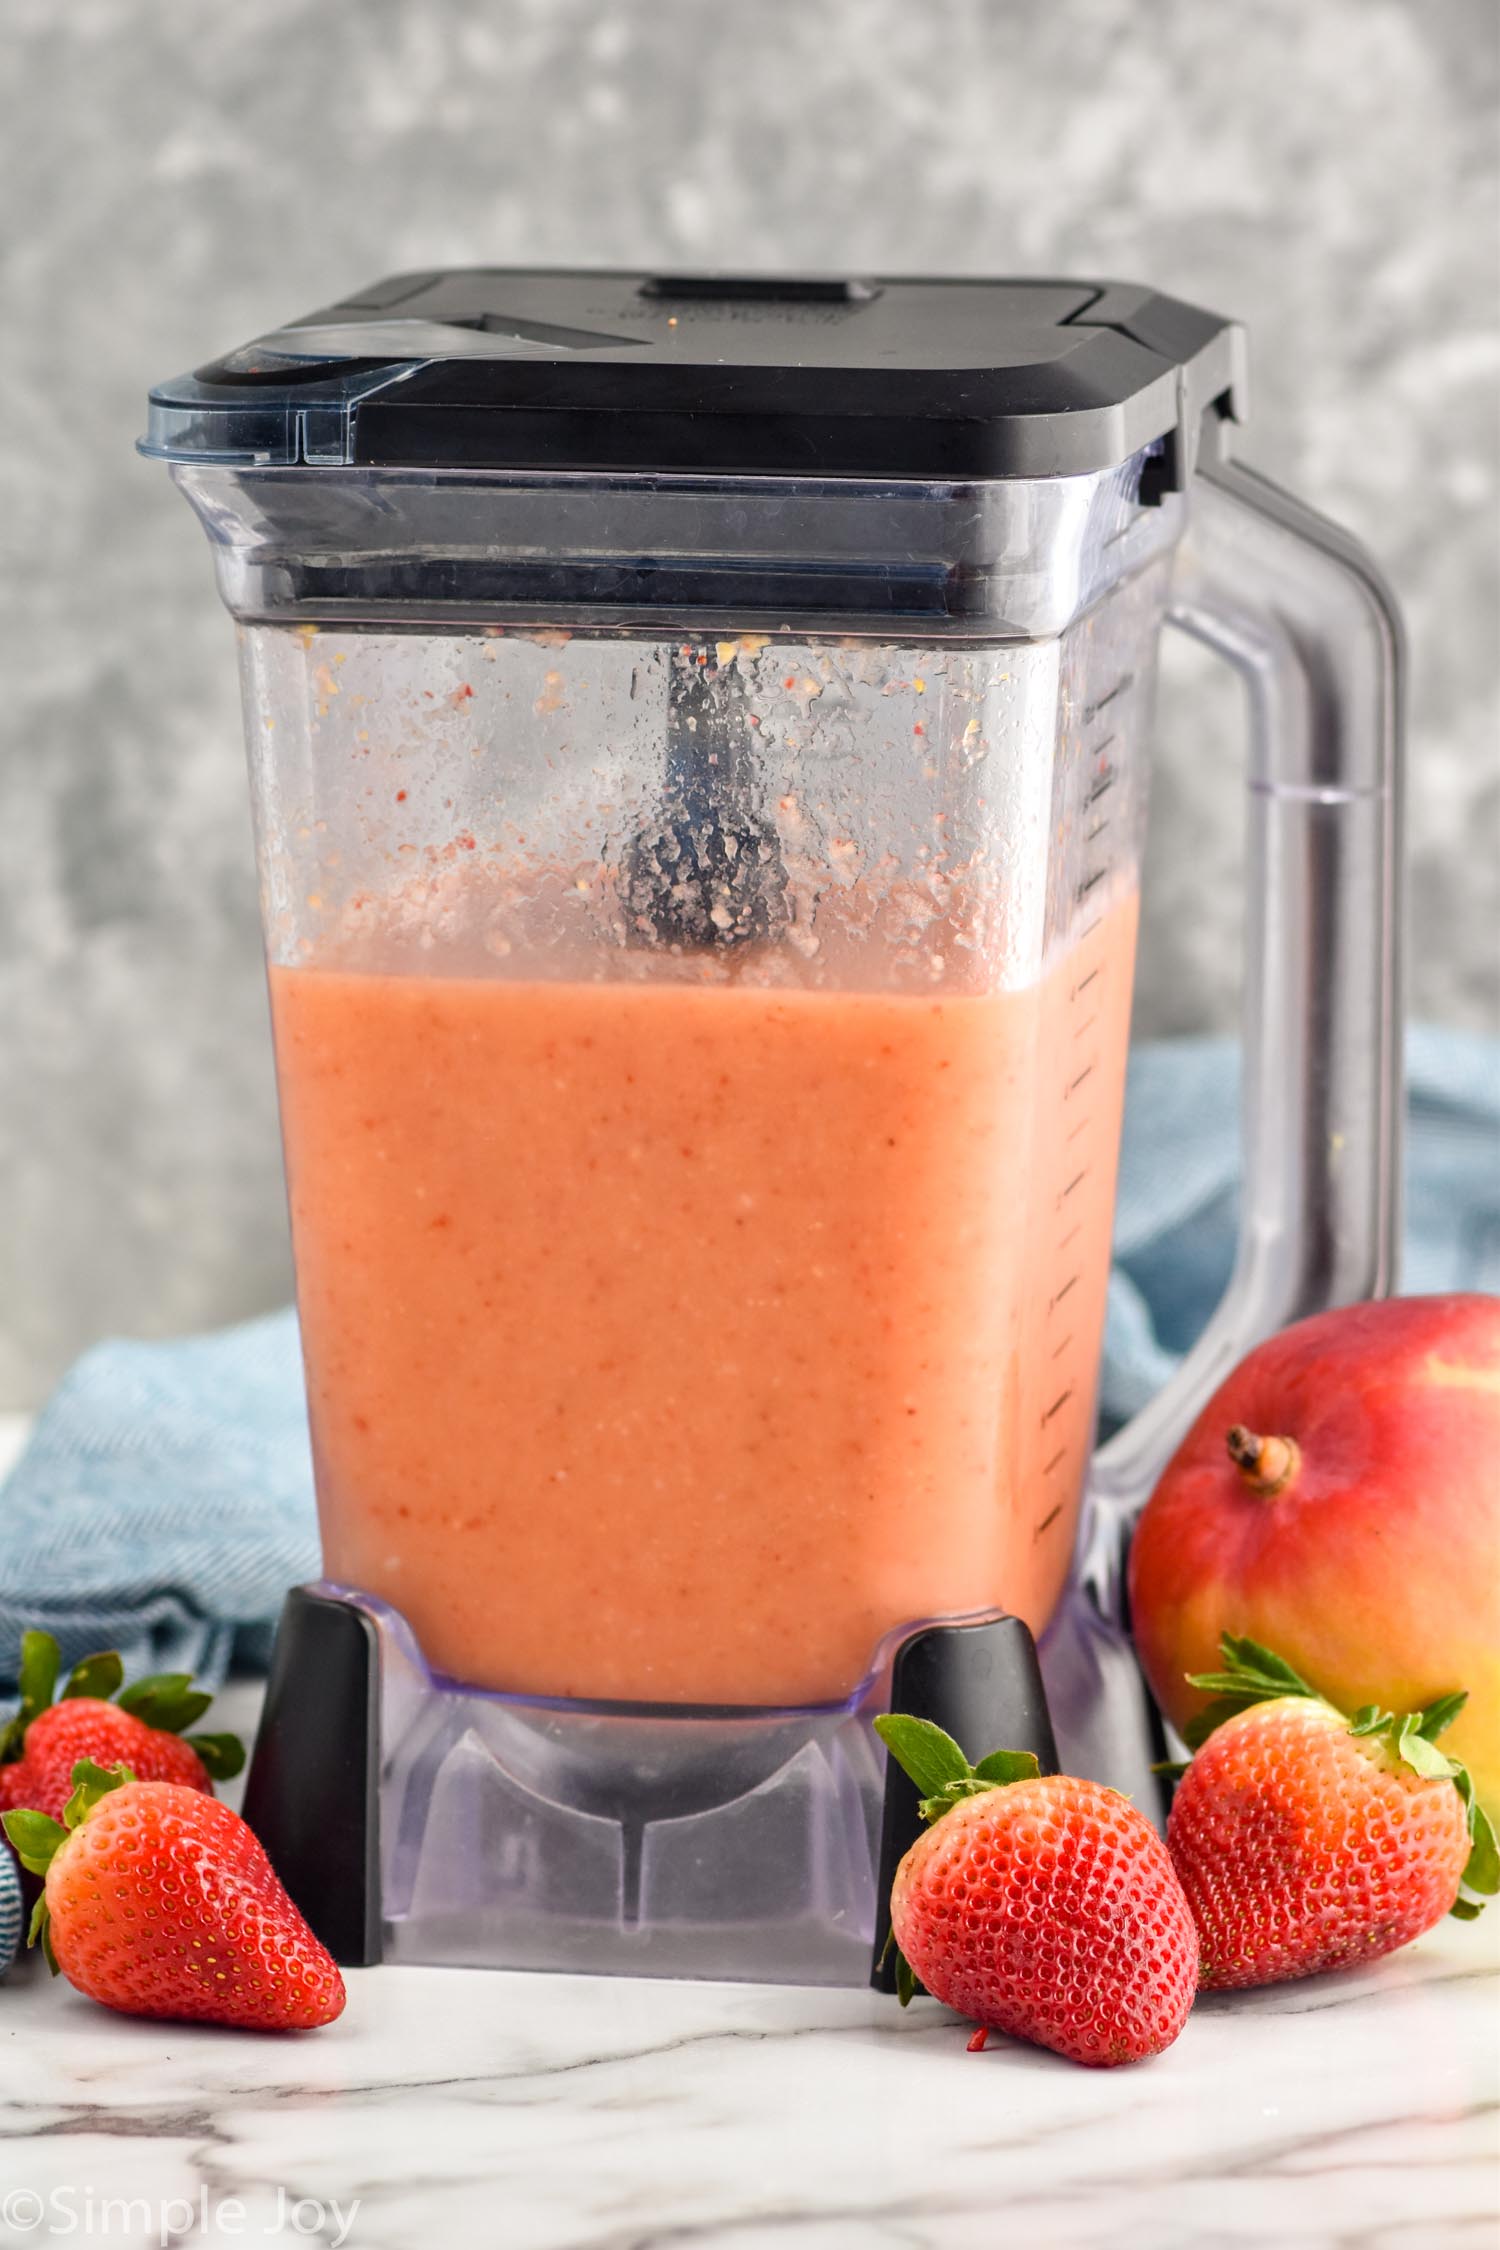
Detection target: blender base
<box><xmin>242</xmin><ymin>1586</ymin><xmax>1060</xmax><ymax>1985</ymax></box>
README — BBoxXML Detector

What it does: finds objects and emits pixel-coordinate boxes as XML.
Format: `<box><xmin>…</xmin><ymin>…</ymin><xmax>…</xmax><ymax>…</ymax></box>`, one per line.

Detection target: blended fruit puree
<box><xmin>268</xmin><ymin>889</ymin><xmax>1136</xmax><ymax>1706</ymax></box>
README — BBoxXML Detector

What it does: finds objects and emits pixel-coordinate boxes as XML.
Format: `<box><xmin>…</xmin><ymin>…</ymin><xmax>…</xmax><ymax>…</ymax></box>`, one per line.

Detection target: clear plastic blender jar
<box><xmin>145</xmin><ymin>273</ymin><xmax>1401</xmax><ymax>1979</ymax></box>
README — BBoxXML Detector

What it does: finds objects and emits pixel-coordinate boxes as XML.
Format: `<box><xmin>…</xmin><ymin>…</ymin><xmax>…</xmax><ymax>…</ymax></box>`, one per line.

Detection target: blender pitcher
<box><xmin>143</xmin><ymin>272</ymin><xmax>1401</xmax><ymax>1982</ymax></box>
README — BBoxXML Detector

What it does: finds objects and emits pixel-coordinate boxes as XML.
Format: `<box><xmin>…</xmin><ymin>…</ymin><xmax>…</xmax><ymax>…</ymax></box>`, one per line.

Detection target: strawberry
<box><xmin>19</xmin><ymin>1701</ymin><xmax>217</xmax><ymax>1816</ymax></box>
<box><xmin>876</xmin><ymin>1717</ymin><xmax>1199</xmax><ymax>2068</ymax></box>
<box><xmin>1165</xmin><ymin>1636</ymin><xmax>1499</xmax><ymax>1989</ymax></box>
<box><xmin>4</xmin><ymin>1760</ymin><xmax>345</xmax><ymax>2032</ymax></box>
<box><xmin>0</xmin><ymin>1630</ymin><xmax>242</xmax><ymax>1824</ymax></box>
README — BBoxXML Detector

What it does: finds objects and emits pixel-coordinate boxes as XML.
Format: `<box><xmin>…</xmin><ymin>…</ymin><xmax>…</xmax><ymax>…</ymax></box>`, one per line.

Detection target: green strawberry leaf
<box><xmin>116</xmin><ymin>1674</ymin><xmax>213</xmax><ymax>1734</ymax></box>
<box><xmin>1182</xmin><ymin>1635</ymin><xmax>1352</xmax><ymax>1751</ymax></box>
<box><xmin>185</xmin><ymin>1732</ymin><xmax>245</xmax><ymax>1780</ymax></box>
<box><xmin>62</xmin><ymin>1759</ymin><xmax>134</xmax><ymax>1830</ymax></box>
<box><xmin>1465</xmin><ymin>1810</ymin><xmax>1499</xmax><ymax>1898</ymax></box>
<box><xmin>137</xmin><ymin>1689</ymin><xmax>213</xmax><ymax>1735</ymax></box>
<box><xmin>873</xmin><ymin>1715</ymin><xmax>974</xmax><ymax>1802</ymax></box>
<box><xmin>1455</xmin><ymin>1773</ymin><xmax>1498</xmax><ymax>1901</ymax></box>
<box><xmin>1185</xmin><ymin>1634</ymin><xmax>1321</xmax><ymax>1706</ymax></box>
<box><xmin>3</xmin><ymin>1808</ymin><xmax>68</xmax><ymax>1876</ymax></box>
<box><xmin>1347</xmin><ymin>1705</ymin><xmax>1390</xmax><ymax>1736</ymax></box>
<box><xmin>1392</xmin><ymin>1714</ymin><xmax>1460</xmax><ymax>1783</ymax></box>
<box><xmin>0</xmin><ymin>1629</ymin><xmax>62</xmax><ymax>1762</ymax></box>
<box><xmin>27</xmin><ymin>1890</ymin><xmax>60</xmax><ymax>1972</ymax></box>
<box><xmin>1221</xmin><ymin>1634</ymin><xmax>1317</xmax><ymax>1690</ymax></box>
<box><xmin>18</xmin><ymin>1631</ymin><xmax>60</xmax><ymax>1717</ymax></box>
<box><xmin>876</xmin><ymin>1716</ymin><xmax>1046</xmax><ymax>1827</ymax></box>
<box><xmin>1449</xmin><ymin>1895</ymin><xmax>1485</xmax><ymax>1921</ymax></box>
<box><xmin>877</xmin><ymin>1923</ymin><xmax>925</xmax><ymax>2005</ymax></box>
<box><xmin>61</xmin><ymin>1651</ymin><xmax>125</xmax><ymax>1703</ymax></box>
<box><xmin>116</xmin><ymin>1670</ymin><xmax>193</xmax><ymax>1716</ymax></box>
<box><xmin>972</xmin><ymin>1749</ymin><xmax>1042</xmax><ymax>1787</ymax></box>
<box><xmin>1415</xmin><ymin>1691</ymin><xmax>1468</xmax><ymax>1743</ymax></box>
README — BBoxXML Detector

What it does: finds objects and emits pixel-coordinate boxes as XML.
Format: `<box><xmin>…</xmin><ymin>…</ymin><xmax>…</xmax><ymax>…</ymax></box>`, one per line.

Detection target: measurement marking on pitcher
<box><xmin>1068</xmin><ymin>1064</ymin><xmax>1094</xmax><ymax>1096</ymax></box>
<box><xmin>1085</xmin><ymin>767</ymin><xmax>1117</xmax><ymax>807</ymax></box>
<box><xmin>1034</xmin><ymin>1503</ymin><xmax>1064</xmax><ymax>1540</ymax></box>
<box><xmin>1042</xmin><ymin>1389</ymin><xmax>1074</xmax><ymax>1424</ymax></box>
<box><xmin>1060</xmin><ymin>1169</ymin><xmax>1089</xmax><ymax>1201</ymax></box>
<box><xmin>1066</xmin><ymin>1115</ymin><xmax>1089</xmax><ymax>1144</ymax></box>
<box><xmin>1084</xmin><ymin>676</ymin><xmax>1133</xmax><ymax>720</ymax></box>
<box><xmin>1073</xmin><ymin>1013</ymin><xmax>1098</xmax><ymax>1040</ymax></box>
<box><xmin>1076</xmin><ymin>867</ymin><xmax>1108</xmax><ymax>902</ymax></box>
<box><xmin>1043</xmin><ymin>1447</ymin><xmax>1067</xmax><ymax>1477</ymax></box>
<box><xmin>1072</xmin><ymin>967</ymin><xmax>1100</xmax><ymax>997</ymax></box>
<box><xmin>1049</xmin><ymin>1331</ymin><xmax>1074</xmax><ymax>1359</ymax></box>
<box><xmin>1058</xmin><ymin>1223</ymin><xmax>1081</xmax><ymax>1251</ymax></box>
<box><xmin>1050</xmin><ymin>1275</ymin><xmax>1078</xmax><ymax>1309</ymax></box>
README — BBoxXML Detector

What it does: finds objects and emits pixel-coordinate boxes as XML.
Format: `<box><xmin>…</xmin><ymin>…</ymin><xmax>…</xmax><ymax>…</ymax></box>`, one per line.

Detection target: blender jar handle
<box><xmin>1091</xmin><ymin>451</ymin><xmax>1405</xmax><ymax>1514</ymax></box>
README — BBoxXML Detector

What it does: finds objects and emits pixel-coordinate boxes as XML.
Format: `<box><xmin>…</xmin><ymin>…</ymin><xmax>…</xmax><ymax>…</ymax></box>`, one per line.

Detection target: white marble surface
<box><xmin>1</xmin><ymin>1674</ymin><xmax>1496</xmax><ymax>2250</ymax></box>
<box><xmin>0</xmin><ymin>1913</ymin><xmax>1496</xmax><ymax>2250</ymax></box>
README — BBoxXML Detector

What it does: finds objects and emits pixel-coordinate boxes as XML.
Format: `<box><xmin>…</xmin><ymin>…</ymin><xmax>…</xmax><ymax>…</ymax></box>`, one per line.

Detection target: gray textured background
<box><xmin>2</xmin><ymin>0</ymin><xmax>1497</xmax><ymax>1407</ymax></box>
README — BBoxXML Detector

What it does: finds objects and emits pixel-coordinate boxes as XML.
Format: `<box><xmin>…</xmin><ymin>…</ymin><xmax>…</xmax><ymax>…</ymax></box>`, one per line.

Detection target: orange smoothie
<box><xmin>268</xmin><ymin>891</ymin><xmax>1137</xmax><ymax>1706</ymax></box>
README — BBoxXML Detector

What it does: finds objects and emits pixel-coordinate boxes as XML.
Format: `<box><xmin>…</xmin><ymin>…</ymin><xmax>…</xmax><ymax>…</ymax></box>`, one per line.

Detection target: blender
<box><xmin>142</xmin><ymin>271</ymin><xmax>1402</xmax><ymax>1983</ymax></box>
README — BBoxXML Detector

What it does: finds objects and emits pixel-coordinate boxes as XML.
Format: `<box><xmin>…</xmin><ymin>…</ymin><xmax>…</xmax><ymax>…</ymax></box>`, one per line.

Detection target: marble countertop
<box><xmin>1</xmin><ymin>1903</ymin><xmax>1496</xmax><ymax>2250</ymax></box>
<box><xmin>0</xmin><ymin>1673</ymin><xmax>1495</xmax><ymax>2250</ymax></box>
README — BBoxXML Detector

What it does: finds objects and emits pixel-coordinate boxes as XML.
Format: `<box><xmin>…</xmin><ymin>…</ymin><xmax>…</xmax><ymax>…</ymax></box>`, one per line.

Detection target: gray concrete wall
<box><xmin>2</xmin><ymin>0</ymin><xmax>1496</xmax><ymax>1405</ymax></box>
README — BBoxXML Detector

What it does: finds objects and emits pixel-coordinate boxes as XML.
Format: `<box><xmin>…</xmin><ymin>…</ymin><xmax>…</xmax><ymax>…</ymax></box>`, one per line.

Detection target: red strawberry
<box><xmin>4</xmin><ymin>1760</ymin><xmax>345</xmax><ymax>2032</ymax></box>
<box><xmin>1165</xmin><ymin>1636</ymin><xmax>1498</xmax><ymax>1989</ymax></box>
<box><xmin>18</xmin><ymin>1701</ymin><xmax>213</xmax><ymax>1820</ymax></box>
<box><xmin>876</xmin><ymin>1717</ymin><xmax>1198</xmax><ymax>2067</ymax></box>
<box><xmin>1</xmin><ymin>1630</ymin><xmax>242</xmax><ymax>1826</ymax></box>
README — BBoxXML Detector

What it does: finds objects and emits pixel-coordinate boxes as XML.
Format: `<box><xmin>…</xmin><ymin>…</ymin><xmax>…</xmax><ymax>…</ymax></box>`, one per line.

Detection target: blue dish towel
<box><xmin>1</xmin><ymin>1028</ymin><xmax>1495</xmax><ymax>1701</ymax></box>
<box><xmin>0</xmin><ymin>1845</ymin><xmax>21</xmax><ymax>1973</ymax></box>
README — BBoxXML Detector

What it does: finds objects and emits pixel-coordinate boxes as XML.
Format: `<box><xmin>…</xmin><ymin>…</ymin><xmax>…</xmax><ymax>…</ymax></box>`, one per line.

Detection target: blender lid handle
<box><xmin>1091</xmin><ymin>439</ymin><xmax>1405</xmax><ymax>1519</ymax></box>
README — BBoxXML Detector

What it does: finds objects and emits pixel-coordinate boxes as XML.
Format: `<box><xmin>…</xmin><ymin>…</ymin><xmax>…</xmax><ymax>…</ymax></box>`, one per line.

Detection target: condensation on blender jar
<box><xmin>243</xmin><ymin>621</ymin><xmax>1078</xmax><ymax>998</ymax></box>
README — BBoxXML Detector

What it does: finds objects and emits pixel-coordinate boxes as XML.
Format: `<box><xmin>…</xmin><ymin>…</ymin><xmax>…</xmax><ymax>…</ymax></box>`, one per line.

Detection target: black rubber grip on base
<box><xmin>241</xmin><ymin>1587</ymin><xmax>383</xmax><ymax>1967</ymax></box>
<box><xmin>870</xmin><ymin>1615</ymin><xmax>1058</xmax><ymax>1991</ymax></box>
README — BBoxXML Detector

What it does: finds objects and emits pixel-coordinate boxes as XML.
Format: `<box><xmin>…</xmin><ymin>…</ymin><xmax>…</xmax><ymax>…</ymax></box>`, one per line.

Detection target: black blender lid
<box><xmin>143</xmin><ymin>269</ymin><xmax>1245</xmax><ymax>487</ymax></box>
